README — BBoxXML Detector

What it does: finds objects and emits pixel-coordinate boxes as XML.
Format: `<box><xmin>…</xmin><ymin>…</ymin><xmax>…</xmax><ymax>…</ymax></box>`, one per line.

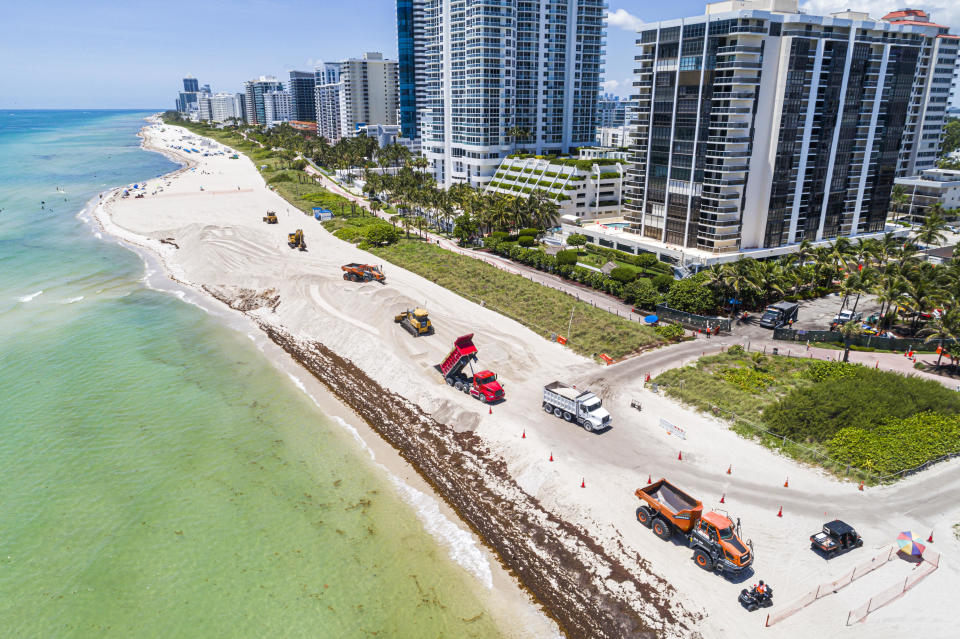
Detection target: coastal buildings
<box><xmin>243</xmin><ymin>76</ymin><xmax>284</xmax><ymax>125</ymax></box>
<box><xmin>314</xmin><ymin>63</ymin><xmax>343</xmax><ymax>141</ymax></box>
<box><xmin>338</xmin><ymin>52</ymin><xmax>399</xmax><ymax>139</ymax></box>
<box><xmin>288</xmin><ymin>70</ymin><xmax>317</xmax><ymax>122</ymax></box>
<box><xmin>596</xmin><ymin>126</ymin><xmax>630</xmax><ymax>148</ymax></box>
<box><xmin>263</xmin><ymin>90</ymin><xmax>293</xmax><ymax>126</ymax></box>
<box><xmin>893</xmin><ymin>168</ymin><xmax>960</xmax><ymax>223</ymax></box>
<box><xmin>419</xmin><ymin>0</ymin><xmax>606</xmax><ymax>188</ymax></box>
<box><xmin>397</xmin><ymin>0</ymin><xmax>427</xmax><ymax>140</ymax></box>
<box><xmin>176</xmin><ymin>76</ymin><xmax>202</xmax><ymax>114</ymax></box>
<box><xmin>197</xmin><ymin>92</ymin><xmax>244</xmax><ymax>123</ymax></box>
<box><xmin>486</xmin><ymin>154</ymin><xmax>625</xmax><ymax>221</ymax></box>
<box><xmin>622</xmin><ymin>0</ymin><xmax>940</xmax><ymax>265</ymax></box>
<box><xmin>597</xmin><ymin>95</ymin><xmax>638</xmax><ymax>128</ymax></box>
<box><xmin>881</xmin><ymin>9</ymin><xmax>958</xmax><ymax>177</ymax></box>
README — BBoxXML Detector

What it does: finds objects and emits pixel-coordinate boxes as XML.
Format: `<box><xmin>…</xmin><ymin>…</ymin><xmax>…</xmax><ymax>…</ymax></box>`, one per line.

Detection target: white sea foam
<box><xmin>63</xmin><ymin>296</ymin><xmax>84</xmax><ymax>304</ymax></box>
<box><xmin>17</xmin><ymin>290</ymin><xmax>43</xmax><ymax>303</ymax></box>
<box><xmin>388</xmin><ymin>475</ymin><xmax>494</xmax><ymax>589</ymax></box>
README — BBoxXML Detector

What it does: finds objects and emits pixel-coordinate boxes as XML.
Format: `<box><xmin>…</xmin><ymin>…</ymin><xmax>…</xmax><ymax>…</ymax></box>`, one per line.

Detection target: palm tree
<box><xmin>913</xmin><ymin>207</ymin><xmax>949</xmax><ymax>248</ymax></box>
<box><xmin>890</xmin><ymin>184</ymin><xmax>908</xmax><ymax>222</ymax></box>
<box><xmin>720</xmin><ymin>259</ymin><xmax>760</xmax><ymax>316</ymax></box>
<box><xmin>838</xmin><ymin>321</ymin><xmax>865</xmax><ymax>363</ymax></box>
<box><xmin>918</xmin><ymin>308</ymin><xmax>960</xmax><ymax>368</ymax></box>
<box><xmin>507</xmin><ymin>126</ymin><xmax>531</xmax><ymax>154</ymax></box>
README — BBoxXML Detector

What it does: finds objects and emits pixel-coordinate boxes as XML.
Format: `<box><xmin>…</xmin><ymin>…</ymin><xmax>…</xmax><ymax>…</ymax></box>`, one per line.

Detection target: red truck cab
<box><xmin>472</xmin><ymin>370</ymin><xmax>504</xmax><ymax>402</ymax></box>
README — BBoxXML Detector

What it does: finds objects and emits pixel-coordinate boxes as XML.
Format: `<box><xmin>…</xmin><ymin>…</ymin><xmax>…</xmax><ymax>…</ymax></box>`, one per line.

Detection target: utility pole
<box><xmin>568</xmin><ymin>306</ymin><xmax>574</xmax><ymax>340</ymax></box>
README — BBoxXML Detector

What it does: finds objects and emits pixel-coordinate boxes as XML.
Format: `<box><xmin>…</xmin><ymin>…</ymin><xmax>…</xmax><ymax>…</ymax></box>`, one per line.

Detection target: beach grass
<box><xmin>369</xmin><ymin>240</ymin><xmax>662</xmax><ymax>360</ymax></box>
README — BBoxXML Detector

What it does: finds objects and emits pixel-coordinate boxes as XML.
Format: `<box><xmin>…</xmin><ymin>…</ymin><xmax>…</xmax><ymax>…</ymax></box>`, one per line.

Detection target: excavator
<box><xmin>287</xmin><ymin>229</ymin><xmax>307</xmax><ymax>251</ymax></box>
<box><xmin>263</xmin><ymin>211</ymin><xmax>278</xmax><ymax>224</ymax></box>
<box><xmin>341</xmin><ymin>263</ymin><xmax>385</xmax><ymax>284</ymax></box>
<box><xmin>394</xmin><ymin>308</ymin><xmax>433</xmax><ymax>337</ymax></box>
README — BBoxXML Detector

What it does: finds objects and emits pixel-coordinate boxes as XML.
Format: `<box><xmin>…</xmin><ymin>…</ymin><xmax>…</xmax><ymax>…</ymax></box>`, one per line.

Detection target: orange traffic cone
<box><xmin>521</xmin><ymin>429</ymin><xmax>526</xmax><ymax>439</ymax></box>
<box><xmin>928</xmin><ymin>532</ymin><xmax>934</xmax><ymax>543</ymax></box>
<box><xmin>726</xmin><ymin>464</ymin><xmax>732</xmax><ymax>475</ymax></box>
<box><xmin>784</xmin><ymin>477</ymin><xmax>789</xmax><ymax>488</ymax></box>
<box><xmin>489</xmin><ymin>406</ymin><xmax>492</xmax><ymax>415</ymax></box>
<box><xmin>678</xmin><ymin>451</ymin><xmax>683</xmax><ymax>461</ymax></box>
<box><xmin>858</xmin><ymin>480</ymin><xmax>864</xmax><ymax>491</ymax></box>
<box><xmin>549</xmin><ymin>452</ymin><xmax>554</xmax><ymax>462</ymax></box>
<box><xmin>719</xmin><ymin>493</ymin><xmax>725</xmax><ymax>504</ymax></box>
<box><xmin>581</xmin><ymin>477</ymin><xmax>586</xmax><ymax>488</ymax></box>
<box><xmin>776</xmin><ymin>506</ymin><xmax>783</xmax><ymax>517</ymax></box>
<box><xmin>647</xmin><ymin>474</ymin><xmax>652</xmax><ymax>484</ymax></box>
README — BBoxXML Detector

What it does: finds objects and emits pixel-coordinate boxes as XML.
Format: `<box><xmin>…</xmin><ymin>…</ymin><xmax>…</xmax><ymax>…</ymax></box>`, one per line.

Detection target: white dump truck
<box><xmin>542</xmin><ymin>381</ymin><xmax>611</xmax><ymax>432</ymax></box>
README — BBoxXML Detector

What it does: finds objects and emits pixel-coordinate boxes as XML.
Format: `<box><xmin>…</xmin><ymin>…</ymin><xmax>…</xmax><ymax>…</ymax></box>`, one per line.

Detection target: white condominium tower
<box><xmin>881</xmin><ymin>9</ymin><xmax>958</xmax><ymax>177</ymax></box>
<box><xmin>418</xmin><ymin>0</ymin><xmax>606</xmax><ymax>188</ymax></box>
<box><xmin>243</xmin><ymin>76</ymin><xmax>284</xmax><ymax>125</ymax></box>
<box><xmin>338</xmin><ymin>52</ymin><xmax>399</xmax><ymax>139</ymax></box>
<box><xmin>315</xmin><ymin>63</ymin><xmax>343</xmax><ymax>142</ymax></box>
<box><xmin>625</xmin><ymin>0</ymin><xmax>942</xmax><ymax>258</ymax></box>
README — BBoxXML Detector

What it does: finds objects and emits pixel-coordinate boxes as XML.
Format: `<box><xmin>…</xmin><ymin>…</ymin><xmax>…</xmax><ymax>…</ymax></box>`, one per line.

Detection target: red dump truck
<box><xmin>437</xmin><ymin>334</ymin><xmax>504</xmax><ymax>403</ymax></box>
<box><xmin>635</xmin><ymin>479</ymin><xmax>753</xmax><ymax>574</ymax></box>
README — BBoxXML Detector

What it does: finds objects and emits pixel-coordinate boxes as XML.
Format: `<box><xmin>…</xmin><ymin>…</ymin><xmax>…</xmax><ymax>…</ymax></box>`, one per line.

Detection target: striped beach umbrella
<box><xmin>896</xmin><ymin>531</ymin><xmax>926</xmax><ymax>556</ymax></box>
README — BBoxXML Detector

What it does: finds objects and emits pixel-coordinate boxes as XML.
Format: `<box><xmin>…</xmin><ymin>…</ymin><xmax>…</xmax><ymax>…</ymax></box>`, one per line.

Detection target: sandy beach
<box><xmin>94</xmin><ymin>117</ymin><xmax>960</xmax><ymax>638</ymax></box>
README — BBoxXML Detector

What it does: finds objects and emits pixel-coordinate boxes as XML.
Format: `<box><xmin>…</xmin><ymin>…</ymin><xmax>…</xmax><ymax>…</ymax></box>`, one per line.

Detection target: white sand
<box><xmin>97</xmin><ymin>118</ymin><xmax>960</xmax><ymax>638</ymax></box>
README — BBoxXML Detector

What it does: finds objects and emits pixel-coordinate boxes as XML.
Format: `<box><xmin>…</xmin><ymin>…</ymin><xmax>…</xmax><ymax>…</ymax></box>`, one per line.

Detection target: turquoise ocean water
<box><xmin>0</xmin><ymin>111</ymin><xmax>504</xmax><ymax>637</ymax></box>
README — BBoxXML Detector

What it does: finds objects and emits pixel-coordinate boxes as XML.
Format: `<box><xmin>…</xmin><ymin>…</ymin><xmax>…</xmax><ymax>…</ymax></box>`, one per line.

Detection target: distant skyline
<box><xmin>1</xmin><ymin>1</ymin><xmax>957</xmax><ymax>108</ymax></box>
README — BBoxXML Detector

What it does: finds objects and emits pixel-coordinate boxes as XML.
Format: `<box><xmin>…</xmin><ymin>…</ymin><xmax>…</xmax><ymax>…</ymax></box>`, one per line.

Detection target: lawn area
<box><xmin>367</xmin><ymin>240</ymin><xmax>663</xmax><ymax>360</ymax></box>
<box><xmin>654</xmin><ymin>348</ymin><xmax>960</xmax><ymax>481</ymax></box>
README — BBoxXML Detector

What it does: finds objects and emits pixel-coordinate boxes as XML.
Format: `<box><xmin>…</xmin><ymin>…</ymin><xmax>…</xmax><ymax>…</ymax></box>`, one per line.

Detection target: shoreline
<box><xmin>87</xmin><ymin>119</ymin><xmax>566</xmax><ymax>637</ymax></box>
<box><xmin>92</xmin><ymin>118</ymin><xmax>691</xmax><ymax>638</ymax></box>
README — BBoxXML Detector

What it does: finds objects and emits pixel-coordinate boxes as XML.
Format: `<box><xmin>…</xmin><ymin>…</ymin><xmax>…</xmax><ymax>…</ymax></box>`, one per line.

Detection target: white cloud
<box><xmin>601</xmin><ymin>78</ymin><xmax>633</xmax><ymax>98</ymax></box>
<box><xmin>799</xmin><ymin>0</ymin><xmax>960</xmax><ymax>32</ymax></box>
<box><xmin>608</xmin><ymin>8</ymin><xmax>644</xmax><ymax>32</ymax></box>
<box><xmin>601</xmin><ymin>79</ymin><xmax>620</xmax><ymax>92</ymax></box>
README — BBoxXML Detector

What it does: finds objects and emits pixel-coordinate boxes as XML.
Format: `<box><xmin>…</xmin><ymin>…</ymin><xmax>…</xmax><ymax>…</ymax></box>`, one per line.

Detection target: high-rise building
<box><xmin>183</xmin><ymin>76</ymin><xmax>199</xmax><ymax>93</ymax></box>
<box><xmin>264</xmin><ymin>90</ymin><xmax>293</xmax><ymax>125</ymax></box>
<box><xmin>315</xmin><ymin>63</ymin><xmax>343</xmax><ymax>141</ymax></box>
<box><xmin>243</xmin><ymin>76</ymin><xmax>284</xmax><ymax>125</ymax></box>
<box><xmin>419</xmin><ymin>0</ymin><xmax>605</xmax><ymax>188</ymax></box>
<box><xmin>624</xmin><ymin>0</ymin><xmax>937</xmax><ymax>260</ymax></box>
<box><xmin>397</xmin><ymin>0</ymin><xmax>427</xmax><ymax>139</ymax></box>
<box><xmin>338</xmin><ymin>52</ymin><xmax>399</xmax><ymax>139</ymax></box>
<box><xmin>597</xmin><ymin>95</ymin><xmax>639</xmax><ymax>128</ymax></box>
<box><xmin>881</xmin><ymin>9</ymin><xmax>958</xmax><ymax>176</ymax></box>
<box><xmin>288</xmin><ymin>70</ymin><xmax>317</xmax><ymax>122</ymax></box>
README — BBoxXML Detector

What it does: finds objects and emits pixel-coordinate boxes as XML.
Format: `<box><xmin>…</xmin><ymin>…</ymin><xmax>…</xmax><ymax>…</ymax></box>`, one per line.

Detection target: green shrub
<box><xmin>764</xmin><ymin>366</ymin><xmax>960</xmax><ymax>443</ymax></box>
<box><xmin>664</xmin><ymin>273</ymin><xmax>718</xmax><ymax>315</ymax></box>
<box><xmin>652</xmin><ymin>273</ymin><xmax>674</xmax><ymax>292</ymax></box>
<box><xmin>654</xmin><ymin>323</ymin><xmax>685</xmax><ymax>341</ymax></box>
<box><xmin>623</xmin><ymin>278</ymin><xmax>659</xmax><ymax>308</ymax></box>
<box><xmin>827</xmin><ymin>412</ymin><xmax>960</xmax><ymax>475</ymax></box>
<box><xmin>519</xmin><ymin>227</ymin><xmax>540</xmax><ymax>237</ymax></box>
<box><xmin>556</xmin><ymin>250</ymin><xmax>579</xmax><ymax>266</ymax></box>
<box><xmin>363</xmin><ymin>224</ymin><xmax>399</xmax><ymax>246</ymax></box>
<box><xmin>636</xmin><ymin>253</ymin><xmax>659</xmax><ymax>268</ymax></box>
<box><xmin>718</xmin><ymin>367</ymin><xmax>776</xmax><ymax>393</ymax></box>
<box><xmin>727</xmin><ymin>344</ymin><xmax>745</xmax><ymax>355</ymax></box>
<box><xmin>609</xmin><ymin>266</ymin><xmax>636</xmax><ymax>284</ymax></box>
<box><xmin>518</xmin><ymin>235</ymin><xmax>536</xmax><ymax>247</ymax></box>
<box><xmin>804</xmin><ymin>361</ymin><xmax>857</xmax><ymax>383</ymax></box>
<box><xmin>490</xmin><ymin>231</ymin><xmax>509</xmax><ymax>239</ymax></box>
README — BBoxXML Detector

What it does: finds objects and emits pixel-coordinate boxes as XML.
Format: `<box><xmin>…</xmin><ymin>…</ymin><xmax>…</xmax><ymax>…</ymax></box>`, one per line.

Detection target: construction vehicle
<box><xmin>759</xmin><ymin>301</ymin><xmax>798</xmax><ymax>329</ymax></box>
<box><xmin>542</xmin><ymin>381</ymin><xmax>611</xmax><ymax>432</ymax></box>
<box><xmin>287</xmin><ymin>229</ymin><xmax>307</xmax><ymax>251</ymax></box>
<box><xmin>635</xmin><ymin>479</ymin><xmax>753</xmax><ymax>574</ymax></box>
<box><xmin>394</xmin><ymin>308</ymin><xmax>433</xmax><ymax>337</ymax></box>
<box><xmin>263</xmin><ymin>211</ymin><xmax>278</xmax><ymax>224</ymax></box>
<box><xmin>810</xmin><ymin>520</ymin><xmax>863</xmax><ymax>558</ymax></box>
<box><xmin>436</xmin><ymin>334</ymin><xmax>504</xmax><ymax>403</ymax></box>
<box><xmin>341</xmin><ymin>263</ymin><xmax>385</xmax><ymax>284</ymax></box>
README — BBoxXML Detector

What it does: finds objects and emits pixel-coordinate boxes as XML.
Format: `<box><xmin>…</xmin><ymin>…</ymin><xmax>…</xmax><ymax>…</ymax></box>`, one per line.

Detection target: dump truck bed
<box><xmin>438</xmin><ymin>334</ymin><xmax>478</xmax><ymax>378</ymax></box>
<box><xmin>635</xmin><ymin>479</ymin><xmax>703</xmax><ymax>533</ymax></box>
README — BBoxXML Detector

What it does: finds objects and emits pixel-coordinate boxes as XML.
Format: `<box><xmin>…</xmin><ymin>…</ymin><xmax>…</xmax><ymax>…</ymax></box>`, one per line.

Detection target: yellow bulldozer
<box><xmin>287</xmin><ymin>229</ymin><xmax>307</xmax><ymax>251</ymax></box>
<box><xmin>263</xmin><ymin>211</ymin><xmax>278</xmax><ymax>224</ymax></box>
<box><xmin>394</xmin><ymin>308</ymin><xmax>433</xmax><ymax>337</ymax></box>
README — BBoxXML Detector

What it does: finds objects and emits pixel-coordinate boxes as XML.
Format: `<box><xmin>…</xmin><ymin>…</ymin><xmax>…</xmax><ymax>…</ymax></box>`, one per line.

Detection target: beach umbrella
<box><xmin>644</xmin><ymin>315</ymin><xmax>658</xmax><ymax>325</ymax></box>
<box><xmin>896</xmin><ymin>531</ymin><xmax>926</xmax><ymax>556</ymax></box>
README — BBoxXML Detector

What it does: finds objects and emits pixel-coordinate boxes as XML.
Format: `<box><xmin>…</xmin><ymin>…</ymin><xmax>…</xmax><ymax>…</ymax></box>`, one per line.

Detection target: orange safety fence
<box><xmin>765</xmin><ymin>546</ymin><xmax>896</xmax><ymax>627</ymax></box>
<box><xmin>846</xmin><ymin>549</ymin><xmax>940</xmax><ymax>625</ymax></box>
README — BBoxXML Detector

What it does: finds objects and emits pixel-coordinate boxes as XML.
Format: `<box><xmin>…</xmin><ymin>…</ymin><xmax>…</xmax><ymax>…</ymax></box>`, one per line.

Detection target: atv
<box><xmin>739</xmin><ymin>584</ymin><xmax>773</xmax><ymax>612</ymax></box>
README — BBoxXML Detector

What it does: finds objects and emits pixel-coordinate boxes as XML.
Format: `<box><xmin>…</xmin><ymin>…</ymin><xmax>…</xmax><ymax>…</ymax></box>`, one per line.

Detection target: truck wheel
<box><xmin>543</xmin><ymin>403</ymin><xmax>553</xmax><ymax>413</ymax></box>
<box><xmin>636</xmin><ymin>506</ymin><xmax>653</xmax><ymax>528</ymax></box>
<box><xmin>454</xmin><ymin>381</ymin><xmax>463</xmax><ymax>391</ymax></box>
<box><xmin>479</xmin><ymin>394</ymin><xmax>487</xmax><ymax>403</ymax></box>
<box><xmin>553</xmin><ymin>408</ymin><xmax>563</xmax><ymax>418</ymax></box>
<box><xmin>652</xmin><ymin>518</ymin><xmax>672</xmax><ymax>541</ymax></box>
<box><xmin>562</xmin><ymin>411</ymin><xmax>573</xmax><ymax>422</ymax></box>
<box><xmin>343</xmin><ymin>273</ymin><xmax>350</xmax><ymax>280</ymax></box>
<box><xmin>446</xmin><ymin>377</ymin><xmax>454</xmax><ymax>386</ymax></box>
<box><xmin>693</xmin><ymin>549</ymin><xmax>714</xmax><ymax>571</ymax></box>
<box><xmin>580</xmin><ymin>419</ymin><xmax>594</xmax><ymax>433</ymax></box>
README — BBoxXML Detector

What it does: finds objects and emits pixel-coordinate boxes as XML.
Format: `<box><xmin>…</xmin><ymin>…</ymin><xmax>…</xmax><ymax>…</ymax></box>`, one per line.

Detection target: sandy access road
<box><xmin>100</xmin><ymin>121</ymin><xmax>960</xmax><ymax>639</ymax></box>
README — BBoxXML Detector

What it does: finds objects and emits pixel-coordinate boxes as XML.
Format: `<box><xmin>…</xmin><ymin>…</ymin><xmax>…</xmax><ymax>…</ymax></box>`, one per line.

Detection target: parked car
<box><xmin>810</xmin><ymin>520</ymin><xmax>863</xmax><ymax>557</ymax></box>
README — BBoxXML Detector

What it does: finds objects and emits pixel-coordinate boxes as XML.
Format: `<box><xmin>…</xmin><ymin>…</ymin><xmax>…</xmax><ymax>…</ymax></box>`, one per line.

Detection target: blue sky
<box><xmin>1</xmin><ymin>1</ymin><xmax>956</xmax><ymax>108</ymax></box>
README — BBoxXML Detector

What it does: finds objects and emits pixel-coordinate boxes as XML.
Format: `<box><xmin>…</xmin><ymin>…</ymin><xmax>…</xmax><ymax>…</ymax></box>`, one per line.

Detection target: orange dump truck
<box><xmin>635</xmin><ymin>479</ymin><xmax>753</xmax><ymax>574</ymax></box>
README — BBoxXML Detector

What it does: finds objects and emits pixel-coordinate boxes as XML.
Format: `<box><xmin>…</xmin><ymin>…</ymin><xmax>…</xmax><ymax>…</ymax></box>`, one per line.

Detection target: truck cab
<box><xmin>577</xmin><ymin>394</ymin><xmax>610</xmax><ymax>431</ymax></box>
<box><xmin>472</xmin><ymin>371</ymin><xmax>504</xmax><ymax>402</ymax></box>
<box><xmin>690</xmin><ymin>512</ymin><xmax>752</xmax><ymax>573</ymax></box>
